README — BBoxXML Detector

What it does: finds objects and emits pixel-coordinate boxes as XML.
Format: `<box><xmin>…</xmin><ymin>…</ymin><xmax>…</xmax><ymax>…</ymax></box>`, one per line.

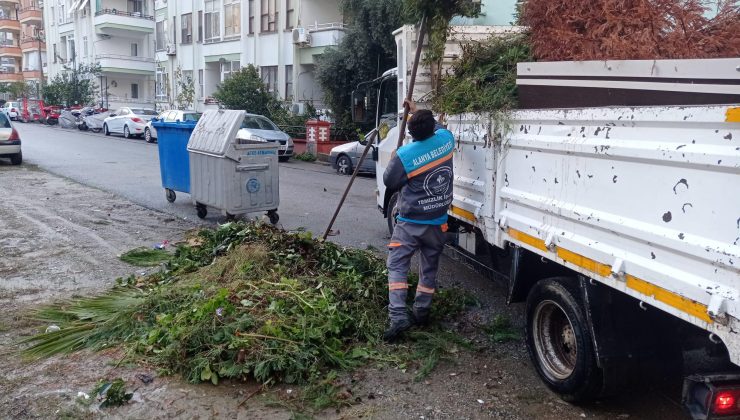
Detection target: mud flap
<box><xmin>579</xmin><ymin>276</ymin><xmax>631</xmax><ymax>396</ymax></box>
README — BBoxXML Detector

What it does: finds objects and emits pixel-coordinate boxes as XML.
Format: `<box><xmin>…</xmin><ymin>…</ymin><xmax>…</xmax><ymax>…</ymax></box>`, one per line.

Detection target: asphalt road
<box><xmin>15</xmin><ymin>123</ymin><xmax>389</xmax><ymax>250</ymax></box>
<box><xmin>11</xmin><ymin>121</ymin><xmax>687</xmax><ymax>418</ymax></box>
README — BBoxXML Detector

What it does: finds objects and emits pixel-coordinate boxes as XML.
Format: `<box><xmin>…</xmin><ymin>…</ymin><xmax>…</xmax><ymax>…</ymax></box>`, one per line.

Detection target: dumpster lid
<box><xmin>187</xmin><ymin>109</ymin><xmax>246</xmax><ymax>157</ymax></box>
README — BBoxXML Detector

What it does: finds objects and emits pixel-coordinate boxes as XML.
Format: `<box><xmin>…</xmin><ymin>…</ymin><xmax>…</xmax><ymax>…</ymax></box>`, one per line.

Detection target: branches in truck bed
<box><xmin>521</xmin><ymin>0</ymin><xmax>740</xmax><ymax>61</ymax></box>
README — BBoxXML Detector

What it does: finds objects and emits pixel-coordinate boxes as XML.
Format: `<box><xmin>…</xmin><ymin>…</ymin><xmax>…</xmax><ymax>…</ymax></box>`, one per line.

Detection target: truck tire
<box><xmin>525</xmin><ymin>277</ymin><xmax>603</xmax><ymax>403</ymax></box>
<box><xmin>387</xmin><ymin>192</ymin><xmax>399</xmax><ymax>236</ymax></box>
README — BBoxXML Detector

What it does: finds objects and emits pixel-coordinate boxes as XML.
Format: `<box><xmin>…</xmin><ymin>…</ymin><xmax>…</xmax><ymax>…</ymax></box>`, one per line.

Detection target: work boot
<box><xmin>383</xmin><ymin>318</ymin><xmax>412</xmax><ymax>343</ymax></box>
<box><xmin>412</xmin><ymin>307</ymin><xmax>430</xmax><ymax>326</ymax></box>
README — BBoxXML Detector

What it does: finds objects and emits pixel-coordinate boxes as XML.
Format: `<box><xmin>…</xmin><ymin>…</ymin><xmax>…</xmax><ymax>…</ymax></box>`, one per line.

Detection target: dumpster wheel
<box><xmin>165</xmin><ymin>189</ymin><xmax>176</xmax><ymax>203</ymax></box>
<box><xmin>267</xmin><ymin>210</ymin><xmax>279</xmax><ymax>225</ymax></box>
<box><xmin>196</xmin><ymin>203</ymin><xmax>208</xmax><ymax>219</ymax></box>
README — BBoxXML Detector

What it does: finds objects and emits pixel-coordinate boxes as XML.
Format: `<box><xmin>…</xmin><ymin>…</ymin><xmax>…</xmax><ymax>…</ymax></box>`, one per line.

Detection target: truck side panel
<box><xmin>447</xmin><ymin>105</ymin><xmax>740</xmax><ymax>363</ymax></box>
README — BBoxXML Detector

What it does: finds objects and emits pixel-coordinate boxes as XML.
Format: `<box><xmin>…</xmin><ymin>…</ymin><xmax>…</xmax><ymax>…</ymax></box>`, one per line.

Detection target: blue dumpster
<box><xmin>152</xmin><ymin>119</ymin><xmax>197</xmax><ymax>203</ymax></box>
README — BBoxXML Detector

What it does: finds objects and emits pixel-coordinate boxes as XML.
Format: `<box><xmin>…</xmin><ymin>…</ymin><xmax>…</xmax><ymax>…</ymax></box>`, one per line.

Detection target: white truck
<box><xmin>354</xmin><ymin>25</ymin><xmax>740</xmax><ymax>414</ymax></box>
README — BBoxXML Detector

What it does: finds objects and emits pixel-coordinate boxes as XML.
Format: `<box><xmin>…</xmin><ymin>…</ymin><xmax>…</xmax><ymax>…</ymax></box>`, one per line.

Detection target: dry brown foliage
<box><xmin>521</xmin><ymin>0</ymin><xmax>740</xmax><ymax>60</ymax></box>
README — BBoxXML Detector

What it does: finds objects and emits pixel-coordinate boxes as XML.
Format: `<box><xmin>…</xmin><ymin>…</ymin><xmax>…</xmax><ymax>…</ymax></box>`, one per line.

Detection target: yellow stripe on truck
<box><xmin>450</xmin><ymin>206</ymin><xmax>476</xmax><ymax>222</ymax></box>
<box><xmin>507</xmin><ymin>228</ymin><xmax>548</xmax><ymax>252</ymax></box>
<box><xmin>626</xmin><ymin>275</ymin><xmax>712</xmax><ymax>324</ymax></box>
<box><xmin>556</xmin><ymin>247</ymin><xmax>612</xmax><ymax>278</ymax></box>
<box><xmin>505</xmin><ymin>228</ymin><xmax>712</xmax><ymax>323</ymax></box>
<box><xmin>726</xmin><ymin>107</ymin><xmax>740</xmax><ymax>123</ymax></box>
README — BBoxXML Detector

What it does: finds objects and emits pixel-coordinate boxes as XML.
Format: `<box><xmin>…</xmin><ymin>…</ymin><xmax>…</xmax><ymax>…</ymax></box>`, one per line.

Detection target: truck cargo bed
<box><xmin>447</xmin><ymin>104</ymin><xmax>740</xmax><ymax>362</ymax></box>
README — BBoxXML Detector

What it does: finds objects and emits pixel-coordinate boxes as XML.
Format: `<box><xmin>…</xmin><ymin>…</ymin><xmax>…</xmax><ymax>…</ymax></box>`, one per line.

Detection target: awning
<box><xmin>77</xmin><ymin>0</ymin><xmax>90</xmax><ymax>12</ymax></box>
<box><xmin>204</xmin><ymin>53</ymin><xmax>241</xmax><ymax>63</ymax></box>
<box><xmin>69</xmin><ymin>0</ymin><xmax>82</xmax><ymax>14</ymax></box>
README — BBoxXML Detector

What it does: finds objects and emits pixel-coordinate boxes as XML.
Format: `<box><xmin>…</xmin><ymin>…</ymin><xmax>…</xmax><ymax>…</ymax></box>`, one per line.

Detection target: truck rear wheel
<box><xmin>526</xmin><ymin>277</ymin><xmax>603</xmax><ymax>403</ymax></box>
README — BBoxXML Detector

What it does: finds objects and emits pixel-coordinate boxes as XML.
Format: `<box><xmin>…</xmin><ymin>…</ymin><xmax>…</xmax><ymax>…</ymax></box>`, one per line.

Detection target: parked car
<box><xmin>103</xmin><ymin>107</ymin><xmax>158</xmax><ymax>138</ymax></box>
<box><xmin>145</xmin><ymin>110</ymin><xmax>202</xmax><ymax>143</ymax></box>
<box><xmin>0</xmin><ymin>112</ymin><xmax>21</xmax><ymax>165</ymax></box>
<box><xmin>2</xmin><ymin>101</ymin><xmax>21</xmax><ymax>121</ymax></box>
<box><xmin>236</xmin><ymin>114</ymin><xmax>293</xmax><ymax>162</ymax></box>
<box><xmin>329</xmin><ymin>132</ymin><xmax>378</xmax><ymax>175</ymax></box>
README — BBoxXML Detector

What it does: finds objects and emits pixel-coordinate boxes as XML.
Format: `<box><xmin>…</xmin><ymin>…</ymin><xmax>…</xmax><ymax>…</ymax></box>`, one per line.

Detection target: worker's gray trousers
<box><xmin>387</xmin><ymin>220</ymin><xmax>446</xmax><ymax>322</ymax></box>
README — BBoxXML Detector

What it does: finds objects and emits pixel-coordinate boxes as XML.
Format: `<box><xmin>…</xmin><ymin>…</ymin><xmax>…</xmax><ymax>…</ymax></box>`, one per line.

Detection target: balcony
<box><xmin>19</xmin><ymin>6</ymin><xmax>41</xmax><ymax>24</ymax></box>
<box><xmin>94</xmin><ymin>9</ymin><xmax>154</xmax><ymax>36</ymax></box>
<box><xmin>0</xmin><ymin>40</ymin><xmax>20</xmax><ymax>57</ymax></box>
<box><xmin>0</xmin><ymin>71</ymin><xmax>22</xmax><ymax>81</ymax></box>
<box><xmin>58</xmin><ymin>16</ymin><xmax>74</xmax><ymax>35</ymax></box>
<box><xmin>0</xmin><ymin>17</ymin><xmax>19</xmax><ymax>32</ymax></box>
<box><xmin>96</xmin><ymin>54</ymin><xmax>155</xmax><ymax>74</ymax></box>
<box><xmin>22</xmin><ymin>69</ymin><xmax>42</xmax><ymax>79</ymax></box>
<box><xmin>305</xmin><ymin>23</ymin><xmax>346</xmax><ymax>48</ymax></box>
<box><xmin>297</xmin><ymin>23</ymin><xmax>346</xmax><ymax>65</ymax></box>
<box><xmin>20</xmin><ymin>37</ymin><xmax>45</xmax><ymax>52</ymax></box>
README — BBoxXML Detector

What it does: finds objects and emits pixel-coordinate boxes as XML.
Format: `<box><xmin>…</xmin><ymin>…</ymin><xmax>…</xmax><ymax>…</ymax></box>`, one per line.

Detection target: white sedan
<box><xmin>103</xmin><ymin>107</ymin><xmax>158</xmax><ymax>139</ymax></box>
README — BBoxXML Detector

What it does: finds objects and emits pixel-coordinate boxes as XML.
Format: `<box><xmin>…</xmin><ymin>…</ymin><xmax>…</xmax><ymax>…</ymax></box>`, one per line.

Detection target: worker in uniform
<box><xmin>382</xmin><ymin>99</ymin><xmax>454</xmax><ymax>342</ymax></box>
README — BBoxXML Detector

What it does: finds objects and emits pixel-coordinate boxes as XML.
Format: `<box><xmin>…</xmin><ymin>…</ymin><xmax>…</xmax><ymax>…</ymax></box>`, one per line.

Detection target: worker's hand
<box><xmin>403</xmin><ymin>99</ymin><xmax>418</xmax><ymax>114</ymax></box>
<box><xmin>391</xmin><ymin>150</ymin><xmax>397</xmax><ymax>159</ymax></box>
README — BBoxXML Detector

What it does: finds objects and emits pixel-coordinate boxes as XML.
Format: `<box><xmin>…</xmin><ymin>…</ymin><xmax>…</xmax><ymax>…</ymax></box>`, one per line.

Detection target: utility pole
<box><xmin>35</xmin><ymin>1</ymin><xmax>46</xmax><ymax>102</ymax></box>
<box><xmin>35</xmin><ymin>33</ymin><xmax>44</xmax><ymax>102</ymax></box>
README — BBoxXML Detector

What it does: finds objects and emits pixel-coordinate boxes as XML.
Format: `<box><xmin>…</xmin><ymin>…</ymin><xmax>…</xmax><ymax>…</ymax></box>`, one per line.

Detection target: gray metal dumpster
<box><xmin>187</xmin><ymin>109</ymin><xmax>280</xmax><ymax>222</ymax></box>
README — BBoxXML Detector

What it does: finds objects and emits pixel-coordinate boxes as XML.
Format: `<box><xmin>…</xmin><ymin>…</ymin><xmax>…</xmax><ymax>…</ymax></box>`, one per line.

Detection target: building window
<box><xmin>181</xmin><ymin>13</ymin><xmax>192</xmax><ymax>44</ymax></box>
<box><xmin>224</xmin><ymin>0</ymin><xmax>241</xmax><ymax>39</ymax></box>
<box><xmin>220</xmin><ymin>60</ymin><xmax>240</xmax><ymax>82</ymax></box>
<box><xmin>155</xmin><ymin>20</ymin><xmax>166</xmax><ymax>50</ymax></box>
<box><xmin>59</xmin><ymin>4</ymin><xmax>65</xmax><ymax>24</ymax></box>
<box><xmin>83</xmin><ymin>36</ymin><xmax>88</xmax><ymax>58</ymax></box>
<box><xmin>172</xmin><ymin>16</ymin><xmax>177</xmax><ymax>44</ymax></box>
<box><xmin>53</xmin><ymin>43</ymin><xmax>57</xmax><ymax>63</ymax></box>
<box><xmin>261</xmin><ymin>0</ymin><xmax>276</xmax><ymax>33</ymax></box>
<box><xmin>285</xmin><ymin>65</ymin><xmax>292</xmax><ymax>100</ymax></box>
<box><xmin>261</xmin><ymin>65</ymin><xmax>277</xmax><ymax>95</ymax></box>
<box><xmin>248</xmin><ymin>0</ymin><xmax>254</xmax><ymax>34</ymax></box>
<box><xmin>68</xmin><ymin>38</ymin><xmax>75</xmax><ymax>61</ymax></box>
<box><xmin>205</xmin><ymin>0</ymin><xmax>221</xmax><ymax>43</ymax></box>
<box><xmin>130</xmin><ymin>43</ymin><xmax>138</xmax><ymax>57</ymax></box>
<box><xmin>50</xmin><ymin>6</ymin><xmax>54</xmax><ymax>26</ymax></box>
<box><xmin>156</xmin><ymin>66</ymin><xmax>168</xmax><ymax>101</ymax></box>
<box><xmin>286</xmin><ymin>0</ymin><xmax>294</xmax><ymax>30</ymax></box>
<box><xmin>131</xmin><ymin>83</ymin><xmax>139</xmax><ymax>99</ymax></box>
<box><xmin>198</xmin><ymin>69</ymin><xmax>203</xmax><ymax>98</ymax></box>
<box><xmin>128</xmin><ymin>0</ymin><xmax>144</xmax><ymax>14</ymax></box>
<box><xmin>198</xmin><ymin>11</ymin><xmax>203</xmax><ymax>42</ymax></box>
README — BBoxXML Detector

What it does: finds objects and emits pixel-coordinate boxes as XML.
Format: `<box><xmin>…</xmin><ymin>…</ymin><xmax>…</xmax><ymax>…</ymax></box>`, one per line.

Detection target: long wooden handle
<box><xmin>396</xmin><ymin>15</ymin><xmax>428</xmax><ymax>149</ymax></box>
<box><xmin>322</xmin><ymin>130</ymin><xmax>379</xmax><ymax>241</ymax></box>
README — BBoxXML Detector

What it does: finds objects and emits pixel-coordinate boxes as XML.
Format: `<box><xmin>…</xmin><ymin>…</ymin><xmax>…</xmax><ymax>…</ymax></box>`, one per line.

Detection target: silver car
<box><xmin>236</xmin><ymin>114</ymin><xmax>293</xmax><ymax>162</ymax></box>
<box><xmin>329</xmin><ymin>133</ymin><xmax>377</xmax><ymax>175</ymax></box>
<box><xmin>145</xmin><ymin>110</ymin><xmax>202</xmax><ymax>143</ymax></box>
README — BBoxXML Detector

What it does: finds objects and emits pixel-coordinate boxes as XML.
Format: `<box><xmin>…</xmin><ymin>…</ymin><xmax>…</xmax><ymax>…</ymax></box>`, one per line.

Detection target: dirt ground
<box><xmin>0</xmin><ymin>164</ymin><xmax>687</xmax><ymax>419</ymax></box>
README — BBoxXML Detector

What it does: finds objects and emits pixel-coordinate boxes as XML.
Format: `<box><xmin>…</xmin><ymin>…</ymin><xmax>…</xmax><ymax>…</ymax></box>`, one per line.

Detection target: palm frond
<box><xmin>20</xmin><ymin>289</ymin><xmax>145</xmax><ymax>359</ymax></box>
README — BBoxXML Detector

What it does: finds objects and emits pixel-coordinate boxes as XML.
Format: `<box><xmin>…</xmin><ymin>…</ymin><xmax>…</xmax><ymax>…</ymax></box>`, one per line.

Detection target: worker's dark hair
<box><xmin>408</xmin><ymin>109</ymin><xmax>436</xmax><ymax>140</ymax></box>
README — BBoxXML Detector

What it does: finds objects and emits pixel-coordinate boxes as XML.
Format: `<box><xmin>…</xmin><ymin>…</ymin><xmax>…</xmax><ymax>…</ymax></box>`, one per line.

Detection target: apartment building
<box><xmin>42</xmin><ymin>0</ymin><xmax>344</xmax><ymax>111</ymax></box>
<box><xmin>44</xmin><ymin>0</ymin><xmax>156</xmax><ymax>109</ymax></box>
<box><xmin>154</xmin><ymin>0</ymin><xmax>344</xmax><ymax>112</ymax></box>
<box><xmin>0</xmin><ymin>0</ymin><xmax>46</xmax><ymax>95</ymax></box>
